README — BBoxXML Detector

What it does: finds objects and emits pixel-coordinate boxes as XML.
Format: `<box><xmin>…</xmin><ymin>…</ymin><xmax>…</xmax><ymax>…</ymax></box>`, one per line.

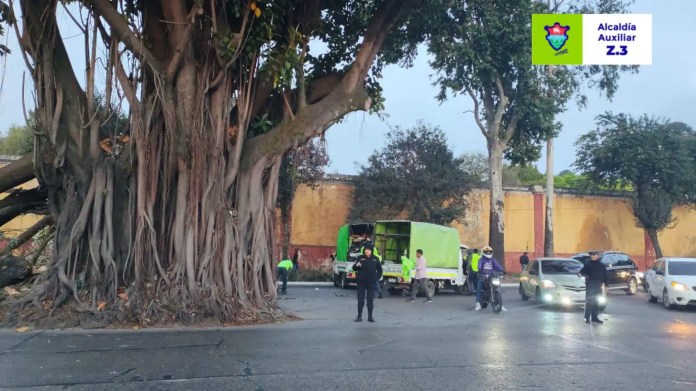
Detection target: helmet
<box><xmin>482</xmin><ymin>246</ymin><xmax>493</xmax><ymax>258</ymax></box>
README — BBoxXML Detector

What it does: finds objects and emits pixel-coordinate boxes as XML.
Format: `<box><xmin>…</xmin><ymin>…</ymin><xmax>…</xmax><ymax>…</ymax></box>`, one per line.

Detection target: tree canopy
<box><xmin>575</xmin><ymin>113</ymin><xmax>696</xmax><ymax>258</ymax></box>
<box><xmin>350</xmin><ymin>122</ymin><xmax>473</xmax><ymax>226</ymax></box>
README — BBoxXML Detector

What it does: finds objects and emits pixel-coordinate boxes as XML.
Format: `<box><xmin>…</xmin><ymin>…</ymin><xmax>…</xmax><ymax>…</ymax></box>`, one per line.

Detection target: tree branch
<box><xmin>0</xmin><ymin>215</ymin><xmax>53</xmax><ymax>257</ymax></box>
<box><xmin>492</xmin><ymin>76</ymin><xmax>509</xmax><ymax>129</ymax></box>
<box><xmin>0</xmin><ymin>155</ymin><xmax>34</xmax><ymax>194</ymax></box>
<box><xmin>0</xmin><ymin>188</ymin><xmax>47</xmax><ymax>211</ymax></box>
<box><xmin>89</xmin><ymin>0</ymin><xmax>164</xmax><ymax>74</ymax></box>
<box><xmin>464</xmin><ymin>85</ymin><xmax>488</xmax><ymax>139</ymax></box>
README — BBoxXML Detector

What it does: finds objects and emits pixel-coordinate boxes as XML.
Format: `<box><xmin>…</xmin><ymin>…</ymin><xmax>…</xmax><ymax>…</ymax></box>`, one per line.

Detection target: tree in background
<box><xmin>575</xmin><ymin>113</ymin><xmax>696</xmax><ymax>258</ymax></box>
<box><xmin>350</xmin><ymin>123</ymin><xmax>473</xmax><ymax>226</ymax></box>
<box><xmin>0</xmin><ymin>124</ymin><xmax>33</xmax><ymax>156</ymax></box>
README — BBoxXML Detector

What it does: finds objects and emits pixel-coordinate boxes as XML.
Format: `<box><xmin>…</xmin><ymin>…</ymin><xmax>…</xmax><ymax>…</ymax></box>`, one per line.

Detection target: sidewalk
<box><xmin>281</xmin><ymin>281</ymin><xmax>519</xmax><ymax>288</ymax></box>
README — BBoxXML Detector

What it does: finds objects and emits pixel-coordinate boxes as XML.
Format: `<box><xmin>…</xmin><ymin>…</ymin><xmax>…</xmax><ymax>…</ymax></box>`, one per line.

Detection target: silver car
<box><xmin>519</xmin><ymin>258</ymin><xmax>607</xmax><ymax>310</ymax></box>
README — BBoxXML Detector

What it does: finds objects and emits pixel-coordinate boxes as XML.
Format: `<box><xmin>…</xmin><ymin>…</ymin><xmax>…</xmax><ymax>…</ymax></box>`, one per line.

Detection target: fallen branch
<box><xmin>0</xmin><ymin>188</ymin><xmax>48</xmax><ymax>211</ymax></box>
<box><xmin>0</xmin><ymin>155</ymin><xmax>35</xmax><ymax>194</ymax></box>
<box><xmin>0</xmin><ymin>216</ymin><xmax>53</xmax><ymax>257</ymax></box>
<box><xmin>29</xmin><ymin>226</ymin><xmax>55</xmax><ymax>267</ymax></box>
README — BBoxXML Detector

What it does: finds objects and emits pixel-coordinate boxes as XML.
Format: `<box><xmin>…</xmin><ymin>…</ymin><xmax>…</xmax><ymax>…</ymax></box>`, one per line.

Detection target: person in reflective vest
<box><xmin>401</xmin><ymin>250</ymin><xmax>415</xmax><ymax>283</ymax></box>
<box><xmin>277</xmin><ymin>259</ymin><xmax>293</xmax><ymax>294</ymax></box>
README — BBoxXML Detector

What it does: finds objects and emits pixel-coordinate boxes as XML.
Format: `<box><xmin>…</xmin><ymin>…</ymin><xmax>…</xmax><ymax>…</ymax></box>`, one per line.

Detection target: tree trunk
<box><xmin>10</xmin><ymin>0</ymin><xmax>413</xmax><ymax>325</ymax></box>
<box><xmin>488</xmin><ymin>140</ymin><xmax>506</xmax><ymax>270</ymax></box>
<box><xmin>647</xmin><ymin>228</ymin><xmax>663</xmax><ymax>259</ymax></box>
<box><xmin>544</xmin><ymin>137</ymin><xmax>554</xmax><ymax>257</ymax></box>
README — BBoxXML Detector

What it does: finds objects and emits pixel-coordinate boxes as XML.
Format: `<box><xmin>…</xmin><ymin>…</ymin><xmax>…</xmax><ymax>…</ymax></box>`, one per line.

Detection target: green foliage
<box><xmin>459</xmin><ymin>152</ymin><xmax>489</xmax><ymax>185</ymax></box>
<box><xmin>0</xmin><ymin>124</ymin><xmax>33</xmax><ymax>155</ymax></box>
<box><xmin>0</xmin><ymin>1</ymin><xmax>12</xmax><ymax>56</ymax></box>
<box><xmin>429</xmin><ymin>0</ymin><xmax>637</xmax><ymax>166</ymax></box>
<box><xmin>350</xmin><ymin>122</ymin><xmax>474</xmax><ymax>225</ymax></box>
<box><xmin>288</xmin><ymin>268</ymin><xmax>333</xmax><ymax>282</ymax></box>
<box><xmin>575</xmin><ymin>113</ymin><xmax>696</xmax><ymax>232</ymax></box>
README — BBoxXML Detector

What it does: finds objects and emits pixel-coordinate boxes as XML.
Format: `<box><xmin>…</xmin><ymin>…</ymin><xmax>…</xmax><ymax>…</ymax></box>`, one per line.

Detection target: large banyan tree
<box><xmin>0</xmin><ymin>0</ymin><xmax>432</xmax><ymax>323</ymax></box>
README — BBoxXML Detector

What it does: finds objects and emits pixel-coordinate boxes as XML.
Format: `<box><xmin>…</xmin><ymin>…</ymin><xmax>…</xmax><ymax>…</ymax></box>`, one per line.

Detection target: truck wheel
<box><xmin>333</xmin><ymin>273</ymin><xmax>340</xmax><ymax>287</ymax></box>
<box><xmin>341</xmin><ymin>273</ymin><xmax>349</xmax><ymax>289</ymax></box>
<box><xmin>426</xmin><ymin>280</ymin><xmax>436</xmax><ymax>298</ymax></box>
<box><xmin>388</xmin><ymin>288</ymin><xmax>404</xmax><ymax>296</ymax></box>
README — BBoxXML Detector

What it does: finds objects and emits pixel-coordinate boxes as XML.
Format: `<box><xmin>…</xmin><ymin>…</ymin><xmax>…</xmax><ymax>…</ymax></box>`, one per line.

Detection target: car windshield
<box><xmin>668</xmin><ymin>261</ymin><xmax>696</xmax><ymax>276</ymax></box>
<box><xmin>541</xmin><ymin>260</ymin><xmax>583</xmax><ymax>274</ymax></box>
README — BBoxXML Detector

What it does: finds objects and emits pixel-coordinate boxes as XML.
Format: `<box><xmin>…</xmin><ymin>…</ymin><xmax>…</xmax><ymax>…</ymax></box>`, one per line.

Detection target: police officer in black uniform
<box><xmin>578</xmin><ymin>251</ymin><xmax>607</xmax><ymax>324</ymax></box>
<box><xmin>352</xmin><ymin>242</ymin><xmax>382</xmax><ymax>323</ymax></box>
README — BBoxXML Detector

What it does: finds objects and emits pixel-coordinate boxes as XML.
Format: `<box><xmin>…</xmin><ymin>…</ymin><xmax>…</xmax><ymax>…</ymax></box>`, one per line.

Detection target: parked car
<box><xmin>519</xmin><ymin>258</ymin><xmax>606</xmax><ymax>311</ymax></box>
<box><xmin>644</xmin><ymin>258</ymin><xmax>696</xmax><ymax>310</ymax></box>
<box><xmin>571</xmin><ymin>251</ymin><xmax>643</xmax><ymax>295</ymax></box>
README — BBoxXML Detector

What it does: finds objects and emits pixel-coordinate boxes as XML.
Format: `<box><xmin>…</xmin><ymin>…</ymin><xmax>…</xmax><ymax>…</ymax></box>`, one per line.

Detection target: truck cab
<box><xmin>333</xmin><ymin>223</ymin><xmax>374</xmax><ymax>289</ymax></box>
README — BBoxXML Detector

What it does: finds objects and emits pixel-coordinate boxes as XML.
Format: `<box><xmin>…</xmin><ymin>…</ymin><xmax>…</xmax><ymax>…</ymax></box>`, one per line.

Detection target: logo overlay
<box><xmin>545</xmin><ymin>22</ymin><xmax>570</xmax><ymax>51</ymax></box>
<box><xmin>533</xmin><ymin>14</ymin><xmax>652</xmax><ymax>65</ymax></box>
<box><xmin>532</xmin><ymin>14</ymin><xmax>582</xmax><ymax>65</ymax></box>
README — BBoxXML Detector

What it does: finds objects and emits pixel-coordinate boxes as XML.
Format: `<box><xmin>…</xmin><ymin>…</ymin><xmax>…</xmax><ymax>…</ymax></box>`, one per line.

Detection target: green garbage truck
<box><xmin>332</xmin><ymin>223</ymin><xmax>375</xmax><ymax>288</ymax></box>
<box><xmin>373</xmin><ymin>220</ymin><xmax>468</xmax><ymax>297</ymax></box>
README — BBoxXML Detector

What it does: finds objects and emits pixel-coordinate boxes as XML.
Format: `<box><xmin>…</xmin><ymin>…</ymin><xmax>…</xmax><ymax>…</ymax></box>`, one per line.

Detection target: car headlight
<box><xmin>541</xmin><ymin>279</ymin><xmax>556</xmax><ymax>288</ymax></box>
<box><xmin>671</xmin><ymin>281</ymin><xmax>688</xmax><ymax>291</ymax></box>
<box><xmin>597</xmin><ymin>296</ymin><xmax>606</xmax><ymax>305</ymax></box>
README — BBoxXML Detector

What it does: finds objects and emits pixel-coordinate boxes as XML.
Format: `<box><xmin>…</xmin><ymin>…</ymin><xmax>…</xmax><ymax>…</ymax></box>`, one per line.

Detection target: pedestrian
<box><xmin>292</xmin><ymin>248</ymin><xmax>301</xmax><ymax>272</ymax></box>
<box><xmin>467</xmin><ymin>248</ymin><xmax>480</xmax><ymax>295</ymax></box>
<box><xmin>408</xmin><ymin>249</ymin><xmax>433</xmax><ymax>303</ymax></box>
<box><xmin>519</xmin><ymin>252</ymin><xmax>530</xmax><ymax>269</ymax></box>
<box><xmin>475</xmin><ymin>246</ymin><xmax>505</xmax><ymax>311</ymax></box>
<box><xmin>578</xmin><ymin>250</ymin><xmax>607</xmax><ymax>324</ymax></box>
<box><xmin>352</xmin><ymin>242</ymin><xmax>382</xmax><ymax>322</ymax></box>
<box><xmin>276</xmin><ymin>258</ymin><xmax>293</xmax><ymax>295</ymax></box>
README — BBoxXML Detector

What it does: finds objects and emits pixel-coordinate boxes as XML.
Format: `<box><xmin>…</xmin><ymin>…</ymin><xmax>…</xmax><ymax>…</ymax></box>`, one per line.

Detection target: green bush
<box><xmin>288</xmin><ymin>268</ymin><xmax>333</xmax><ymax>282</ymax></box>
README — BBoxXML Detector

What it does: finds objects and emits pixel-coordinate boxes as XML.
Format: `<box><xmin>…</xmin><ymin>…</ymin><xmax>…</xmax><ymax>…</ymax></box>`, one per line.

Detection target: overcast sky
<box><xmin>1</xmin><ymin>0</ymin><xmax>694</xmax><ymax>175</ymax></box>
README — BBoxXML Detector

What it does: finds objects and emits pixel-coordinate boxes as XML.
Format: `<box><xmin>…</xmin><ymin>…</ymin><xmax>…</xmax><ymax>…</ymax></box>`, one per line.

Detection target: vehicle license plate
<box><xmin>572</xmin><ymin>293</ymin><xmax>585</xmax><ymax>301</ymax></box>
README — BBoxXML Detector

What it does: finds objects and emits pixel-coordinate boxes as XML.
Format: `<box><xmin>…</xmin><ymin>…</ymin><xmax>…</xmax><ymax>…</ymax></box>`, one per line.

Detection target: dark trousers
<box><xmin>468</xmin><ymin>271</ymin><xmax>478</xmax><ymax>294</ymax></box>
<box><xmin>585</xmin><ymin>281</ymin><xmax>602</xmax><ymax>320</ymax></box>
<box><xmin>276</xmin><ymin>267</ymin><xmax>288</xmax><ymax>293</ymax></box>
<box><xmin>357</xmin><ymin>282</ymin><xmax>375</xmax><ymax>318</ymax></box>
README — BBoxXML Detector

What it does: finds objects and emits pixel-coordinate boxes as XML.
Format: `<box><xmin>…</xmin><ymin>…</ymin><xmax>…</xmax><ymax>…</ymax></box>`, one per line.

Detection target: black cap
<box><xmin>363</xmin><ymin>242</ymin><xmax>374</xmax><ymax>250</ymax></box>
<box><xmin>589</xmin><ymin>250</ymin><xmax>599</xmax><ymax>255</ymax></box>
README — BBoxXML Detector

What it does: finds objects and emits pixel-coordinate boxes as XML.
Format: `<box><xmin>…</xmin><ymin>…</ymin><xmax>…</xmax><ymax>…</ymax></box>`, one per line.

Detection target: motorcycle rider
<box><xmin>475</xmin><ymin>245</ymin><xmax>505</xmax><ymax>311</ymax></box>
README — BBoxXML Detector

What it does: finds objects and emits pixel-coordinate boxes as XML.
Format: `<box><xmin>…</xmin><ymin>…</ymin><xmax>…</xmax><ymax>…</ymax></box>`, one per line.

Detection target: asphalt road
<box><xmin>1</xmin><ymin>286</ymin><xmax>695</xmax><ymax>390</ymax></box>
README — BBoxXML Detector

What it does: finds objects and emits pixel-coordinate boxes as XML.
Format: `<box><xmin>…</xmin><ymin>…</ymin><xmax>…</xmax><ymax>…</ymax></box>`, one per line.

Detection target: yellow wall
<box><xmin>290</xmin><ymin>181</ymin><xmax>353</xmax><ymax>247</ymax></box>
<box><xmin>0</xmin><ymin>161</ymin><xmax>42</xmax><ymax>239</ymax></box>
<box><xmin>289</xmin><ymin>182</ymin><xmax>696</xmax><ymax>261</ymax></box>
<box><xmin>553</xmin><ymin>194</ymin><xmax>644</xmax><ymax>255</ymax></box>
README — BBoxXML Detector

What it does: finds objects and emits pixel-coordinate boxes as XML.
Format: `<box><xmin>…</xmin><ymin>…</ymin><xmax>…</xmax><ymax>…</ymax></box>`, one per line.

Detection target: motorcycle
<box><xmin>479</xmin><ymin>273</ymin><xmax>504</xmax><ymax>313</ymax></box>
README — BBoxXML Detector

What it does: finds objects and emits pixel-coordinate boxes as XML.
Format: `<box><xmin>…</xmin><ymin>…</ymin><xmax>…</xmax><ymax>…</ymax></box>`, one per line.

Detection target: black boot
<box><xmin>368</xmin><ymin>312</ymin><xmax>375</xmax><ymax>322</ymax></box>
<box><xmin>355</xmin><ymin>315</ymin><xmax>362</xmax><ymax>322</ymax></box>
<box><xmin>592</xmin><ymin>318</ymin><xmax>603</xmax><ymax>324</ymax></box>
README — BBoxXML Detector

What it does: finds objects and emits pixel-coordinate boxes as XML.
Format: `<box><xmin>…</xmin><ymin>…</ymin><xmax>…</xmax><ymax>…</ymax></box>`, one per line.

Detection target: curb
<box><xmin>279</xmin><ymin>282</ymin><xmax>520</xmax><ymax>288</ymax></box>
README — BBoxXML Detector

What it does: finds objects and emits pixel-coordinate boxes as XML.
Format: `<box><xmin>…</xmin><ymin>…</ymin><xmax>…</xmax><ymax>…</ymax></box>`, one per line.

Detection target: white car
<box><xmin>645</xmin><ymin>258</ymin><xmax>696</xmax><ymax>309</ymax></box>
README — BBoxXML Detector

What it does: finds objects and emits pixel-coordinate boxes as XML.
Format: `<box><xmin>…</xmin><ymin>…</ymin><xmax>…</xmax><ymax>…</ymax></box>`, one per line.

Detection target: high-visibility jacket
<box><xmin>470</xmin><ymin>253</ymin><xmax>481</xmax><ymax>272</ymax></box>
<box><xmin>401</xmin><ymin>255</ymin><xmax>415</xmax><ymax>281</ymax></box>
<box><xmin>278</xmin><ymin>259</ymin><xmax>293</xmax><ymax>270</ymax></box>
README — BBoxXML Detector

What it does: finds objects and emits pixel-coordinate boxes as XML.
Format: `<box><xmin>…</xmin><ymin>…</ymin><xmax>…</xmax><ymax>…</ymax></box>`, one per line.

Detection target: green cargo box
<box><xmin>374</xmin><ymin>220</ymin><xmax>460</xmax><ymax>269</ymax></box>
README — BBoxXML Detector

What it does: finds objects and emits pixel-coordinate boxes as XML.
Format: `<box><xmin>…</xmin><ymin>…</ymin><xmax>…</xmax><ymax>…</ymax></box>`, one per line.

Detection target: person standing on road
<box><xmin>292</xmin><ymin>248</ymin><xmax>302</xmax><ymax>272</ymax></box>
<box><xmin>408</xmin><ymin>249</ymin><xmax>433</xmax><ymax>303</ymax></box>
<box><xmin>353</xmin><ymin>242</ymin><xmax>382</xmax><ymax>322</ymax></box>
<box><xmin>475</xmin><ymin>246</ymin><xmax>504</xmax><ymax>311</ymax></box>
<box><xmin>468</xmin><ymin>249</ymin><xmax>481</xmax><ymax>295</ymax></box>
<box><xmin>578</xmin><ymin>250</ymin><xmax>607</xmax><ymax>324</ymax></box>
<box><xmin>276</xmin><ymin>258</ymin><xmax>293</xmax><ymax>295</ymax></box>
<box><xmin>519</xmin><ymin>252</ymin><xmax>529</xmax><ymax>269</ymax></box>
